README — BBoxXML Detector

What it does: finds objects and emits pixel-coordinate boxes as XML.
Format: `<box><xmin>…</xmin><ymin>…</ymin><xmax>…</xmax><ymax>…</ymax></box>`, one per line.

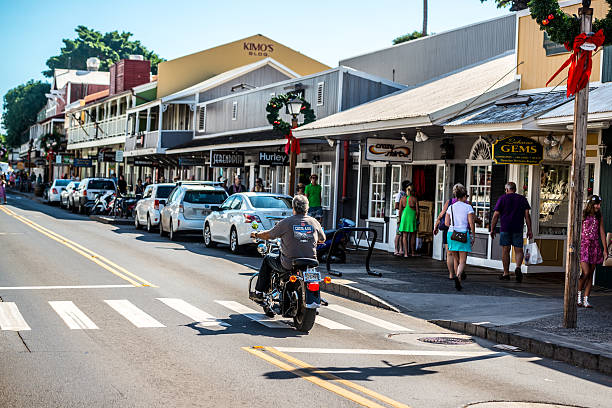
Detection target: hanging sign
<box><xmin>178</xmin><ymin>157</ymin><xmax>207</xmax><ymax>167</ymax></box>
<box><xmin>98</xmin><ymin>151</ymin><xmax>116</xmax><ymax>162</ymax></box>
<box><xmin>258</xmin><ymin>151</ymin><xmax>289</xmax><ymax>166</ymax></box>
<box><xmin>115</xmin><ymin>150</ymin><xmax>124</xmax><ymax>162</ymax></box>
<box><xmin>73</xmin><ymin>158</ymin><xmax>93</xmax><ymax>167</ymax></box>
<box><xmin>210</xmin><ymin>150</ymin><xmax>244</xmax><ymax>168</ymax></box>
<box><xmin>365</xmin><ymin>138</ymin><xmax>413</xmax><ymax>162</ymax></box>
<box><xmin>492</xmin><ymin>136</ymin><xmax>543</xmax><ymax>165</ymax></box>
<box><xmin>126</xmin><ymin>157</ymin><xmax>159</xmax><ymax>167</ymax></box>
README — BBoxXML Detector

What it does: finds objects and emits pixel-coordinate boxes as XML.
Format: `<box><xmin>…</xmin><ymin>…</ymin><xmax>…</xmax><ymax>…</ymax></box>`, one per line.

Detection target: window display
<box><xmin>369</xmin><ymin>166</ymin><xmax>386</xmax><ymax>219</ymax></box>
<box><xmin>468</xmin><ymin>165</ymin><xmax>491</xmax><ymax>229</ymax></box>
<box><xmin>539</xmin><ymin>164</ymin><xmax>569</xmax><ymax>235</ymax></box>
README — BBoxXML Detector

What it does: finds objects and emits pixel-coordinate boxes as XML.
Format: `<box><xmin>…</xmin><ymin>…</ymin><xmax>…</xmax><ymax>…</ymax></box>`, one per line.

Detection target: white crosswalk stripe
<box><xmin>49</xmin><ymin>301</ymin><xmax>99</xmax><ymax>330</ymax></box>
<box><xmin>104</xmin><ymin>300</ymin><xmax>165</xmax><ymax>328</ymax></box>
<box><xmin>0</xmin><ymin>302</ymin><xmax>31</xmax><ymax>331</ymax></box>
<box><xmin>215</xmin><ymin>300</ymin><xmax>289</xmax><ymax>328</ymax></box>
<box><xmin>325</xmin><ymin>304</ymin><xmax>413</xmax><ymax>332</ymax></box>
<box><xmin>157</xmin><ymin>298</ymin><xmax>229</xmax><ymax>327</ymax></box>
<box><xmin>314</xmin><ymin>315</ymin><xmax>353</xmax><ymax>330</ymax></box>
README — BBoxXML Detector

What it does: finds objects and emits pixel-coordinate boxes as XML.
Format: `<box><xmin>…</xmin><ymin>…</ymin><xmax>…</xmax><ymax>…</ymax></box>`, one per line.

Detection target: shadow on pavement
<box><xmin>182</xmin><ymin>316</ymin><xmax>305</xmax><ymax>339</ymax></box>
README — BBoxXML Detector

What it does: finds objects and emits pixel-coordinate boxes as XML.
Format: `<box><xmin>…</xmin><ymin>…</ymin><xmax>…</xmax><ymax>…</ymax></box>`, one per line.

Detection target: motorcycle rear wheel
<box><xmin>293</xmin><ymin>307</ymin><xmax>316</xmax><ymax>333</ymax></box>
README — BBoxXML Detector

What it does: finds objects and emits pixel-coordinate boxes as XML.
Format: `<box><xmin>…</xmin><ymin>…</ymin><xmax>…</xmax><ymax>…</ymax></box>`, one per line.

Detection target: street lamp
<box><xmin>286</xmin><ymin>96</ymin><xmax>303</xmax><ymax>127</ymax></box>
<box><xmin>286</xmin><ymin>96</ymin><xmax>303</xmax><ymax>196</ymax></box>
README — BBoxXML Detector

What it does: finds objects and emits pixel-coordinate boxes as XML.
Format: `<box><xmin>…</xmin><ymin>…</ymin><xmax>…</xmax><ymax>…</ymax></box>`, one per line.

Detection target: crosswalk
<box><xmin>0</xmin><ymin>298</ymin><xmax>412</xmax><ymax>333</ymax></box>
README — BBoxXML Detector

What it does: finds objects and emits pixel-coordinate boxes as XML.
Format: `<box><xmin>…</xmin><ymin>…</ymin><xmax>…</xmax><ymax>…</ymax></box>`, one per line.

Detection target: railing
<box><xmin>67</xmin><ymin>115</ymin><xmax>128</xmax><ymax>144</ymax></box>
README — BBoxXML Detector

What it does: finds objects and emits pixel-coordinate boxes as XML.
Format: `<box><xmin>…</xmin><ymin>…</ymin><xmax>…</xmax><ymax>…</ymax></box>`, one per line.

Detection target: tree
<box><xmin>479</xmin><ymin>0</ymin><xmax>529</xmax><ymax>11</ymax></box>
<box><xmin>44</xmin><ymin>26</ymin><xmax>164</xmax><ymax>77</ymax></box>
<box><xmin>393</xmin><ymin>31</ymin><xmax>427</xmax><ymax>45</ymax></box>
<box><xmin>2</xmin><ymin>80</ymin><xmax>50</xmax><ymax>147</ymax></box>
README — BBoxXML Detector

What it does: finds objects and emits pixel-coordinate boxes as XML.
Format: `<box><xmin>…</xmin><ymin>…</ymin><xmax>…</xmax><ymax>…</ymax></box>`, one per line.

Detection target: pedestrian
<box><xmin>394</xmin><ymin>180</ymin><xmax>410</xmax><ymax>256</ymax></box>
<box><xmin>305</xmin><ymin>174</ymin><xmax>323</xmax><ymax>223</ymax></box>
<box><xmin>134</xmin><ymin>179</ymin><xmax>144</xmax><ymax>196</ymax></box>
<box><xmin>117</xmin><ymin>174</ymin><xmax>127</xmax><ymax>196</ymax></box>
<box><xmin>228</xmin><ymin>175</ymin><xmax>246</xmax><ymax>195</ymax></box>
<box><xmin>144</xmin><ymin>176</ymin><xmax>151</xmax><ymax>188</ymax></box>
<box><xmin>445</xmin><ymin>183</ymin><xmax>475</xmax><ymax>291</ymax></box>
<box><xmin>434</xmin><ymin>197</ymin><xmax>459</xmax><ymax>280</ymax></box>
<box><xmin>0</xmin><ymin>175</ymin><xmax>7</xmax><ymax>204</ymax></box>
<box><xmin>398</xmin><ymin>184</ymin><xmax>419</xmax><ymax>257</ymax></box>
<box><xmin>296</xmin><ymin>182</ymin><xmax>305</xmax><ymax>196</ymax></box>
<box><xmin>489</xmin><ymin>182</ymin><xmax>533</xmax><ymax>282</ymax></box>
<box><xmin>578</xmin><ymin>195</ymin><xmax>608</xmax><ymax>308</ymax></box>
<box><xmin>253</xmin><ymin>177</ymin><xmax>264</xmax><ymax>192</ymax></box>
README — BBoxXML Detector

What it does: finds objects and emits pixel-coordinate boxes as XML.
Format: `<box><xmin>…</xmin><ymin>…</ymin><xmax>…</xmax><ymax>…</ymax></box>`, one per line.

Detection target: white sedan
<box><xmin>203</xmin><ymin>192</ymin><xmax>293</xmax><ymax>253</ymax></box>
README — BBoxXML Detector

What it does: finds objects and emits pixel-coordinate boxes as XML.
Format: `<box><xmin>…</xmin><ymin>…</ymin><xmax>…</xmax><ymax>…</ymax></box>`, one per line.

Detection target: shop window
<box><xmin>468</xmin><ymin>164</ymin><xmax>492</xmax><ymax>230</ymax></box>
<box><xmin>369</xmin><ymin>166</ymin><xmax>386</xmax><ymax>219</ymax></box>
<box><xmin>518</xmin><ymin>165</ymin><xmax>530</xmax><ymax>197</ymax></box>
<box><xmin>584</xmin><ymin>163</ymin><xmax>595</xmax><ymax>199</ymax></box>
<box><xmin>390</xmin><ymin>165</ymin><xmax>402</xmax><ymax>216</ymax></box>
<box><xmin>435</xmin><ymin>164</ymin><xmax>446</xmax><ymax>218</ymax></box>
<box><xmin>313</xmin><ymin>163</ymin><xmax>332</xmax><ymax>209</ymax></box>
<box><xmin>259</xmin><ymin>166</ymin><xmax>273</xmax><ymax>192</ymax></box>
<box><xmin>539</xmin><ymin>164</ymin><xmax>570</xmax><ymax>235</ymax></box>
<box><xmin>277</xmin><ymin>167</ymin><xmax>289</xmax><ymax>195</ymax></box>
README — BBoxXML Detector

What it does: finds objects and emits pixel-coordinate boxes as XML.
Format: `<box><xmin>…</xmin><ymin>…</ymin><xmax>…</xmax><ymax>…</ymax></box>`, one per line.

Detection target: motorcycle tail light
<box><xmin>52</xmin><ymin>188</ymin><xmax>58</xmax><ymax>194</ymax></box>
<box><xmin>307</xmin><ymin>283</ymin><xmax>320</xmax><ymax>292</ymax></box>
<box><xmin>244</xmin><ymin>214</ymin><xmax>261</xmax><ymax>223</ymax></box>
<box><xmin>289</xmin><ymin>275</ymin><xmax>297</xmax><ymax>283</ymax></box>
<box><xmin>154</xmin><ymin>199</ymin><xmax>159</xmax><ymax>210</ymax></box>
<box><xmin>324</xmin><ymin>276</ymin><xmax>332</xmax><ymax>284</ymax></box>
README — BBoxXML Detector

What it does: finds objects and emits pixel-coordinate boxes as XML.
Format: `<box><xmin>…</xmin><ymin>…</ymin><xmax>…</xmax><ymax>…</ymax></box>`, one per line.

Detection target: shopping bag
<box><xmin>415</xmin><ymin>237</ymin><xmax>423</xmax><ymax>251</ymax></box>
<box><xmin>524</xmin><ymin>241</ymin><xmax>543</xmax><ymax>265</ymax></box>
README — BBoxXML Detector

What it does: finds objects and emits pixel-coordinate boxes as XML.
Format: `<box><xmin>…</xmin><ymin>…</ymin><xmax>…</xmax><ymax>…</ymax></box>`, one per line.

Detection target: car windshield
<box><xmin>156</xmin><ymin>186</ymin><xmax>174</xmax><ymax>199</ymax></box>
<box><xmin>183</xmin><ymin>190</ymin><xmax>227</xmax><ymax>204</ymax></box>
<box><xmin>88</xmin><ymin>180</ymin><xmax>115</xmax><ymax>190</ymax></box>
<box><xmin>55</xmin><ymin>180</ymin><xmax>70</xmax><ymax>186</ymax></box>
<box><xmin>249</xmin><ymin>196</ymin><xmax>292</xmax><ymax>209</ymax></box>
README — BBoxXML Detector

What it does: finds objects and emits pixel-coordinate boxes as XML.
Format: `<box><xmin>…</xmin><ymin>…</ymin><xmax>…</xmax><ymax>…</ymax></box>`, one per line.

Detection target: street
<box><xmin>0</xmin><ymin>193</ymin><xmax>609</xmax><ymax>408</ymax></box>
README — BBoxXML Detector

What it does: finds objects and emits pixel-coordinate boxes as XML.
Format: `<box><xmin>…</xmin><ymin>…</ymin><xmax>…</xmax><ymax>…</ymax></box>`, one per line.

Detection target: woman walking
<box><xmin>578</xmin><ymin>195</ymin><xmax>608</xmax><ymax>308</ymax></box>
<box><xmin>398</xmin><ymin>184</ymin><xmax>419</xmax><ymax>257</ymax></box>
<box><xmin>0</xmin><ymin>175</ymin><xmax>7</xmax><ymax>204</ymax></box>
<box><xmin>444</xmin><ymin>184</ymin><xmax>475</xmax><ymax>291</ymax></box>
<box><xmin>434</xmin><ymin>197</ymin><xmax>458</xmax><ymax>280</ymax></box>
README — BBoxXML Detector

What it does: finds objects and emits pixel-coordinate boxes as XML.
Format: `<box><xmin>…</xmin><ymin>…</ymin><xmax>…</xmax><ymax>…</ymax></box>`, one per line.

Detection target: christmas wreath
<box><xmin>39</xmin><ymin>132</ymin><xmax>63</xmax><ymax>154</ymax></box>
<box><xmin>266</xmin><ymin>93</ymin><xmax>316</xmax><ymax>135</ymax></box>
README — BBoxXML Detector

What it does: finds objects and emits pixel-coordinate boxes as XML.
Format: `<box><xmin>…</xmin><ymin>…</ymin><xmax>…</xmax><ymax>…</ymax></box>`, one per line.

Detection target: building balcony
<box><xmin>124</xmin><ymin>130</ymin><xmax>194</xmax><ymax>156</ymax></box>
<box><xmin>67</xmin><ymin>115</ymin><xmax>128</xmax><ymax>147</ymax></box>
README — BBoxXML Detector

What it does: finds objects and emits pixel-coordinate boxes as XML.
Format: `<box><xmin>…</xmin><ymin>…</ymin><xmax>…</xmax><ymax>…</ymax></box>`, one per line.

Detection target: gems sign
<box><xmin>492</xmin><ymin>136</ymin><xmax>543</xmax><ymax>165</ymax></box>
<box><xmin>365</xmin><ymin>138</ymin><xmax>413</xmax><ymax>163</ymax></box>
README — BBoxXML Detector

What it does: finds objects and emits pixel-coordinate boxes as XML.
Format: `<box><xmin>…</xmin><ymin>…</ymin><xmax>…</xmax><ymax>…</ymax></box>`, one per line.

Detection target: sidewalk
<box><xmin>322</xmin><ymin>251</ymin><xmax>612</xmax><ymax>375</ymax></box>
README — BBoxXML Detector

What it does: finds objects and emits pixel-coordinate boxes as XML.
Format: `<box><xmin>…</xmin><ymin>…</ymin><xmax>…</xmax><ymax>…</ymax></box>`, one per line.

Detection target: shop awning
<box><xmin>293</xmin><ymin>52</ymin><xmax>519</xmax><ymax>138</ymax></box>
<box><xmin>166</xmin><ymin>130</ymin><xmax>287</xmax><ymax>154</ymax></box>
<box><xmin>537</xmin><ymin>83</ymin><xmax>612</xmax><ymax>127</ymax></box>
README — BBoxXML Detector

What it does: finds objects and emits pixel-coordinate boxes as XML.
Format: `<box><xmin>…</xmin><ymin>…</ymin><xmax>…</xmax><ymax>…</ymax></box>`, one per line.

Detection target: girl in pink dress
<box><xmin>578</xmin><ymin>195</ymin><xmax>608</xmax><ymax>308</ymax></box>
<box><xmin>0</xmin><ymin>175</ymin><xmax>6</xmax><ymax>204</ymax></box>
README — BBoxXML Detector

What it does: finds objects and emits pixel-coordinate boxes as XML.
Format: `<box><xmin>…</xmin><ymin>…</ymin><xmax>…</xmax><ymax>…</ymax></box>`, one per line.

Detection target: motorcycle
<box><xmin>316</xmin><ymin>218</ymin><xmax>355</xmax><ymax>263</ymax></box>
<box><xmin>90</xmin><ymin>191</ymin><xmax>115</xmax><ymax>215</ymax></box>
<box><xmin>248</xmin><ymin>223</ymin><xmax>331</xmax><ymax>333</ymax></box>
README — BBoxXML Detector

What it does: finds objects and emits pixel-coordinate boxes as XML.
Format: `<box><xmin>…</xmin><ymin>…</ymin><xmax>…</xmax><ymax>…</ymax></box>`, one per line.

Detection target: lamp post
<box><xmin>286</xmin><ymin>96</ymin><xmax>303</xmax><ymax>196</ymax></box>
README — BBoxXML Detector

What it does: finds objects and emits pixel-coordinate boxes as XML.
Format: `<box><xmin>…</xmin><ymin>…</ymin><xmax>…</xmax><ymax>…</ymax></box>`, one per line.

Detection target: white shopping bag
<box><xmin>524</xmin><ymin>241</ymin><xmax>543</xmax><ymax>265</ymax></box>
<box><xmin>416</xmin><ymin>237</ymin><xmax>423</xmax><ymax>251</ymax></box>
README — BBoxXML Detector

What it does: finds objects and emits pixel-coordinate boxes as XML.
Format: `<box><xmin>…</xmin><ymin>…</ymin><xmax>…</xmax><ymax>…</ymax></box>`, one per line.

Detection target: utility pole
<box><xmin>422</xmin><ymin>0</ymin><xmax>428</xmax><ymax>36</ymax></box>
<box><xmin>563</xmin><ymin>2</ymin><xmax>592</xmax><ymax>329</ymax></box>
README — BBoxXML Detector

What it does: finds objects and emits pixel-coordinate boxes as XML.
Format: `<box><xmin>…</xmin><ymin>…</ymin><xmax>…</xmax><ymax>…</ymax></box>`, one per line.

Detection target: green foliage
<box><xmin>393</xmin><ymin>31</ymin><xmax>427</xmax><ymax>45</ymax></box>
<box><xmin>0</xmin><ymin>134</ymin><xmax>8</xmax><ymax>160</ymax></box>
<box><xmin>44</xmin><ymin>26</ymin><xmax>164</xmax><ymax>77</ymax></box>
<box><xmin>480</xmin><ymin>0</ymin><xmax>528</xmax><ymax>11</ymax></box>
<box><xmin>266</xmin><ymin>93</ymin><xmax>316</xmax><ymax>136</ymax></box>
<box><xmin>2</xmin><ymin>80</ymin><xmax>50</xmax><ymax>147</ymax></box>
<box><xmin>39</xmin><ymin>131</ymin><xmax>63</xmax><ymax>154</ymax></box>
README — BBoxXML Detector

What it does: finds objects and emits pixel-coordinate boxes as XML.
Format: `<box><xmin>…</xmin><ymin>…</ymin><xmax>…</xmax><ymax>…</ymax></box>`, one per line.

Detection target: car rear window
<box><xmin>249</xmin><ymin>196</ymin><xmax>292</xmax><ymax>209</ymax></box>
<box><xmin>88</xmin><ymin>180</ymin><xmax>115</xmax><ymax>190</ymax></box>
<box><xmin>55</xmin><ymin>180</ymin><xmax>70</xmax><ymax>186</ymax></box>
<box><xmin>183</xmin><ymin>190</ymin><xmax>227</xmax><ymax>204</ymax></box>
<box><xmin>156</xmin><ymin>186</ymin><xmax>174</xmax><ymax>198</ymax></box>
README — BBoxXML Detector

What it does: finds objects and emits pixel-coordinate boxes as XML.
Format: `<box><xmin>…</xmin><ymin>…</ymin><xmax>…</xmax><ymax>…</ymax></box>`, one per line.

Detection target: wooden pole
<box><xmin>289</xmin><ymin>117</ymin><xmax>298</xmax><ymax>197</ymax></box>
<box><xmin>563</xmin><ymin>4</ymin><xmax>592</xmax><ymax>329</ymax></box>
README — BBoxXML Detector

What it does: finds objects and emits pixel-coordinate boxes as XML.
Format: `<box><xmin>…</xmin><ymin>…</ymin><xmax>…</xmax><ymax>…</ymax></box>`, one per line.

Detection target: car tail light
<box><xmin>83</xmin><ymin>189</ymin><xmax>87</xmax><ymax>196</ymax></box>
<box><xmin>244</xmin><ymin>214</ymin><xmax>261</xmax><ymax>223</ymax></box>
<box><xmin>52</xmin><ymin>188</ymin><xmax>58</xmax><ymax>194</ymax></box>
<box><xmin>154</xmin><ymin>199</ymin><xmax>159</xmax><ymax>210</ymax></box>
<box><xmin>179</xmin><ymin>204</ymin><xmax>184</xmax><ymax>213</ymax></box>
<box><xmin>307</xmin><ymin>283</ymin><xmax>320</xmax><ymax>292</ymax></box>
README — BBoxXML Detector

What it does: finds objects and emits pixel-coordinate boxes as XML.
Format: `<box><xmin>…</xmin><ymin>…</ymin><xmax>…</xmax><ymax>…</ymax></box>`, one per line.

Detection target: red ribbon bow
<box><xmin>284</xmin><ymin>130</ymin><xmax>301</xmax><ymax>155</ymax></box>
<box><xmin>546</xmin><ymin>29</ymin><xmax>605</xmax><ymax>97</ymax></box>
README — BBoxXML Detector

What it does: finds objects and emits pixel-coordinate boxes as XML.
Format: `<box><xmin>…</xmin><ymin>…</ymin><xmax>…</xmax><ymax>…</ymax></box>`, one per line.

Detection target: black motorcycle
<box><xmin>249</xmin><ymin>236</ymin><xmax>330</xmax><ymax>333</ymax></box>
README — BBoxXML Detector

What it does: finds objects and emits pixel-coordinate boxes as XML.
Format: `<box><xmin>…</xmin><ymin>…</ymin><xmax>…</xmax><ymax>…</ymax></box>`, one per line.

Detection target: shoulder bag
<box><xmin>450</xmin><ymin>205</ymin><xmax>468</xmax><ymax>243</ymax></box>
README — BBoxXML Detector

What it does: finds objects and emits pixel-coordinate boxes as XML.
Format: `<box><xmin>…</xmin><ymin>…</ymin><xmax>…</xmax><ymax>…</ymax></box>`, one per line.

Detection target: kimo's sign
<box><xmin>365</xmin><ymin>138</ymin><xmax>413</xmax><ymax>163</ymax></box>
<box><xmin>210</xmin><ymin>150</ymin><xmax>245</xmax><ymax>167</ymax></box>
<box><xmin>492</xmin><ymin>136</ymin><xmax>543</xmax><ymax>165</ymax></box>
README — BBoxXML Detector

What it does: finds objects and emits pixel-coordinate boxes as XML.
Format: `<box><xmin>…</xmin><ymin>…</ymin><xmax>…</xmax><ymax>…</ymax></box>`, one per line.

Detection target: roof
<box><xmin>83</xmin><ymin>89</ymin><xmax>110</xmax><ymax>104</ymax></box>
<box><xmin>162</xmin><ymin>58</ymin><xmax>299</xmax><ymax>102</ymax></box>
<box><xmin>537</xmin><ymin>83</ymin><xmax>612</xmax><ymax>125</ymax></box>
<box><xmin>53</xmin><ymin>69</ymin><xmax>110</xmax><ymax>90</ymax></box>
<box><xmin>293</xmin><ymin>53</ymin><xmax>519</xmax><ymax>138</ymax></box>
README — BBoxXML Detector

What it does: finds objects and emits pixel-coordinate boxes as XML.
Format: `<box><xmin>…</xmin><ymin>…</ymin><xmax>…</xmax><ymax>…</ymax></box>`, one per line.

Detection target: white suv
<box><xmin>134</xmin><ymin>183</ymin><xmax>176</xmax><ymax>232</ymax></box>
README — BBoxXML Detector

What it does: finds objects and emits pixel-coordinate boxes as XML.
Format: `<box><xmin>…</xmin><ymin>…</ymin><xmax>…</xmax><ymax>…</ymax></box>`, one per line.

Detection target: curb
<box><xmin>89</xmin><ymin>215</ymin><xmax>134</xmax><ymax>225</ymax></box>
<box><xmin>321</xmin><ymin>281</ymin><xmax>401</xmax><ymax>312</ymax></box>
<box><xmin>430</xmin><ymin>319</ymin><xmax>612</xmax><ymax>376</ymax></box>
<box><xmin>8</xmin><ymin>189</ymin><xmax>44</xmax><ymax>203</ymax></box>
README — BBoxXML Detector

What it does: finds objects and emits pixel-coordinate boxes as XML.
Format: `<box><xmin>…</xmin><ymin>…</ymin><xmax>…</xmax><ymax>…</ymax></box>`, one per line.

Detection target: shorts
<box><xmin>500</xmin><ymin>231</ymin><xmax>523</xmax><ymax>248</ymax></box>
<box><xmin>308</xmin><ymin>206</ymin><xmax>323</xmax><ymax>219</ymax></box>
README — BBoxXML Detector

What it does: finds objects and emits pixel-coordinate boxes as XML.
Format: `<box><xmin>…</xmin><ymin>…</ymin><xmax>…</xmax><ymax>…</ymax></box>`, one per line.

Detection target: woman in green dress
<box><xmin>398</xmin><ymin>184</ymin><xmax>419</xmax><ymax>257</ymax></box>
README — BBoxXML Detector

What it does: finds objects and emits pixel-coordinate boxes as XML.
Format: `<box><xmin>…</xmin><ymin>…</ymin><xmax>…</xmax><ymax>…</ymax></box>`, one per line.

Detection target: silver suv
<box><xmin>73</xmin><ymin>178</ymin><xmax>116</xmax><ymax>214</ymax></box>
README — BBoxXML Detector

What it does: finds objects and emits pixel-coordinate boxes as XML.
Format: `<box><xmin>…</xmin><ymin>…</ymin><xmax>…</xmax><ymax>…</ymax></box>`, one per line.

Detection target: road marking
<box><xmin>104</xmin><ymin>300</ymin><xmax>165</xmax><ymax>328</ymax></box>
<box><xmin>314</xmin><ymin>316</ymin><xmax>354</xmax><ymax>330</ymax></box>
<box><xmin>273</xmin><ymin>347</ymin><xmax>501</xmax><ymax>357</ymax></box>
<box><xmin>0</xmin><ymin>285</ymin><xmax>135</xmax><ymax>290</ymax></box>
<box><xmin>244</xmin><ymin>346</ymin><xmax>409</xmax><ymax>408</ymax></box>
<box><xmin>0</xmin><ymin>206</ymin><xmax>155</xmax><ymax>288</ymax></box>
<box><xmin>325</xmin><ymin>304</ymin><xmax>413</xmax><ymax>332</ymax></box>
<box><xmin>157</xmin><ymin>298</ymin><xmax>230</xmax><ymax>327</ymax></box>
<box><xmin>0</xmin><ymin>302</ymin><xmax>31</xmax><ymax>331</ymax></box>
<box><xmin>215</xmin><ymin>300</ymin><xmax>289</xmax><ymax>328</ymax></box>
<box><xmin>49</xmin><ymin>301</ymin><xmax>99</xmax><ymax>330</ymax></box>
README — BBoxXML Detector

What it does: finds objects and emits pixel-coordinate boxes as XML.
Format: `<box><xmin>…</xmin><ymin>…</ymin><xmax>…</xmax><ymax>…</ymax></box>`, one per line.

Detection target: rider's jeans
<box><xmin>256</xmin><ymin>253</ymin><xmax>285</xmax><ymax>292</ymax></box>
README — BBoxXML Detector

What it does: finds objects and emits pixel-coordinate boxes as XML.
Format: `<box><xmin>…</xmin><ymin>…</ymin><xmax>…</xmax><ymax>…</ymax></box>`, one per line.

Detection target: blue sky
<box><xmin>0</xmin><ymin>0</ymin><xmax>510</xmax><ymax>129</ymax></box>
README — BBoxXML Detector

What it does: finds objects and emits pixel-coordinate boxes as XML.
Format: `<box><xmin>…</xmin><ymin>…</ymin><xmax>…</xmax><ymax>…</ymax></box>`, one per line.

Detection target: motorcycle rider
<box><xmin>250</xmin><ymin>194</ymin><xmax>326</xmax><ymax>302</ymax></box>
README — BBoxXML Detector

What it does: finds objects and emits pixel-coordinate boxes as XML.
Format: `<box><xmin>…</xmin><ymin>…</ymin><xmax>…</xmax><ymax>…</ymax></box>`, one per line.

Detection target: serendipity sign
<box><xmin>365</xmin><ymin>138</ymin><xmax>413</xmax><ymax>163</ymax></box>
<box><xmin>259</xmin><ymin>151</ymin><xmax>288</xmax><ymax>166</ymax></box>
<box><xmin>492</xmin><ymin>136</ymin><xmax>543</xmax><ymax>165</ymax></box>
<box><xmin>210</xmin><ymin>150</ymin><xmax>245</xmax><ymax>168</ymax></box>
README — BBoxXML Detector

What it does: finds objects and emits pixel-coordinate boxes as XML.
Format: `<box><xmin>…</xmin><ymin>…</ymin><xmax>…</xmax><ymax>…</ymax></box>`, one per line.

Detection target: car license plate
<box><xmin>304</xmin><ymin>268</ymin><xmax>320</xmax><ymax>282</ymax></box>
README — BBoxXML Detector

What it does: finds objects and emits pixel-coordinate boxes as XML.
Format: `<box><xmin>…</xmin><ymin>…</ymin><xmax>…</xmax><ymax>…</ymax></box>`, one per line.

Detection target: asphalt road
<box><xmin>0</xmin><ymin>193</ymin><xmax>610</xmax><ymax>408</ymax></box>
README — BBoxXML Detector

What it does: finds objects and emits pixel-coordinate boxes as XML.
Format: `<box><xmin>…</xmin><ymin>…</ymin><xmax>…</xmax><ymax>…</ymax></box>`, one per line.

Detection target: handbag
<box><xmin>450</xmin><ymin>205</ymin><xmax>468</xmax><ymax>243</ymax></box>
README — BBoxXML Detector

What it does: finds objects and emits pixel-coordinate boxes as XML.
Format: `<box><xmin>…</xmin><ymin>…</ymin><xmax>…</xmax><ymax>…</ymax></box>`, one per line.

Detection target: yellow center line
<box><xmin>264</xmin><ymin>347</ymin><xmax>412</xmax><ymax>408</ymax></box>
<box><xmin>243</xmin><ymin>347</ymin><xmax>388</xmax><ymax>408</ymax></box>
<box><xmin>0</xmin><ymin>206</ymin><xmax>156</xmax><ymax>288</ymax></box>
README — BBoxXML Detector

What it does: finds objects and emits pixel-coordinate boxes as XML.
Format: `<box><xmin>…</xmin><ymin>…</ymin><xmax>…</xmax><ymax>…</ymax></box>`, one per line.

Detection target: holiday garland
<box><xmin>266</xmin><ymin>93</ymin><xmax>316</xmax><ymax>136</ymax></box>
<box><xmin>530</xmin><ymin>0</ymin><xmax>612</xmax><ymax>46</ymax></box>
<box><xmin>39</xmin><ymin>132</ymin><xmax>63</xmax><ymax>154</ymax></box>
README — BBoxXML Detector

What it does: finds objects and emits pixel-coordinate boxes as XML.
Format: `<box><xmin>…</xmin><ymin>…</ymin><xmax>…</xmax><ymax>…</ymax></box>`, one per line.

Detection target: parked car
<box><xmin>73</xmin><ymin>178</ymin><xmax>116</xmax><ymax>214</ymax></box>
<box><xmin>134</xmin><ymin>183</ymin><xmax>176</xmax><ymax>232</ymax></box>
<box><xmin>204</xmin><ymin>192</ymin><xmax>293</xmax><ymax>253</ymax></box>
<box><xmin>44</xmin><ymin>179</ymin><xmax>72</xmax><ymax>205</ymax></box>
<box><xmin>60</xmin><ymin>181</ymin><xmax>80</xmax><ymax>209</ymax></box>
<box><xmin>159</xmin><ymin>184</ymin><xmax>228</xmax><ymax>241</ymax></box>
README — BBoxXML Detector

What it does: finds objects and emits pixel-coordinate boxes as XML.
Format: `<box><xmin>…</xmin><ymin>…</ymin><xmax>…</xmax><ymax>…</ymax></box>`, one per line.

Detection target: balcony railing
<box><xmin>67</xmin><ymin>115</ymin><xmax>128</xmax><ymax>144</ymax></box>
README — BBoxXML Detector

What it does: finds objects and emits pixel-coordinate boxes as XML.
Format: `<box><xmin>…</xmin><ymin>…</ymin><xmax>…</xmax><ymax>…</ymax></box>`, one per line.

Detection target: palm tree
<box><xmin>422</xmin><ymin>0</ymin><xmax>428</xmax><ymax>36</ymax></box>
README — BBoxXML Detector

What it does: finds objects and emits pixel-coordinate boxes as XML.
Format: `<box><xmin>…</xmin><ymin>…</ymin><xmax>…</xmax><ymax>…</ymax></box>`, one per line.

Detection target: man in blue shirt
<box><xmin>490</xmin><ymin>182</ymin><xmax>533</xmax><ymax>282</ymax></box>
